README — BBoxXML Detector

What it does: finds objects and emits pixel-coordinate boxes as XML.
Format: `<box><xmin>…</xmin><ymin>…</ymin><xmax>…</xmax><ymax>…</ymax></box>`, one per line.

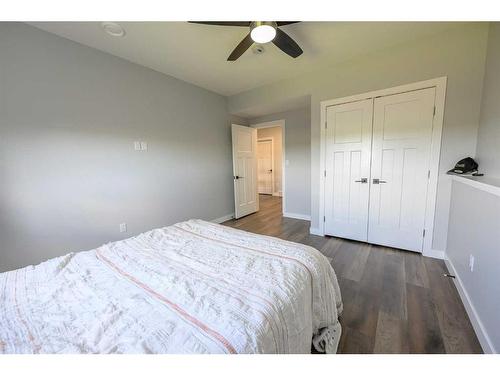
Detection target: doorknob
<box><xmin>354</xmin><ymin>178</ymin><xmax>368</xmax><ymax>183</ymax></box>
<box><xmin>234</xmin><ymin>175</ymin><xmax>244</xmax><ymax>180</ymax></box>
<box><xmin>372</xmin><ymin>178</ymin><xmax>387</xmax><ymax>184</ymax></box>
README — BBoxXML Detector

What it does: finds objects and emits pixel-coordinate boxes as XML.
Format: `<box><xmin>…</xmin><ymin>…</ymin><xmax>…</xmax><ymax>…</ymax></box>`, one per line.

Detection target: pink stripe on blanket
<box><xmin>95</xmin><ymin>249</ymin><xmax>237</xmax><ymax>354</ymax></box>
<box><xmin>127</xmin><ymin>246</ymin><xmax>282</xmax><ymax>352</ymax></box>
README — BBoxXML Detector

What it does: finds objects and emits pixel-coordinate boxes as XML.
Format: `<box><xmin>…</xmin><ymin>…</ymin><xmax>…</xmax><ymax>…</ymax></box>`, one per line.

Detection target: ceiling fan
<box><xmin>189</xmin><ymin>21</ymin><xmax>303</xmax><ymax>61</ymax></box>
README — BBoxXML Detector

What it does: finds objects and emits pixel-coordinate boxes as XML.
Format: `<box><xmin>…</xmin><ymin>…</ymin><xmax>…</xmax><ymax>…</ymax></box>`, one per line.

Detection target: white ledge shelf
<box><xmin>451</xmin><ymin>174</ymin><xmax>500</xmax><ymax>197</ymax></box>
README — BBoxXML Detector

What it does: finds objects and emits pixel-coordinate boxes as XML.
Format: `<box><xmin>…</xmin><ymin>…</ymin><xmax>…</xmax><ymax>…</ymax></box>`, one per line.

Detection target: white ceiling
<box><xmin>29</xmin><ymin>22</ymin><xmax>467</xmax><ymax>96</ymax></box>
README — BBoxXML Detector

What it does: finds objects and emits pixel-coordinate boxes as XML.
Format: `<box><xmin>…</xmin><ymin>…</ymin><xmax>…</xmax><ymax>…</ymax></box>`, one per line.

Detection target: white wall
<box><xmin>0</xmin><ymin>23</ymin><xmax>235</xmax><ymax>272</ymax></box>
<box><xmin>230</xmin><ymin>23</ymin><xmax>489</xmax><ymax>254</ymax></box>
<box><xmin>476</xmin><ymin>23</ymin><xmax>500</xmax><ymax>178</ymax></box>
<box><xmin>257</xmin><ymin>127</ymin><xmax>283</xmax><ymax>195</ymax></box>
<box><xmin>446</xmin><ymin>22</ymin><xmax>500</xmax><ymax>354</ymax></box>
<box><xmin>249</xmin><ymin>107</ymin><xmax>311</xmax><ymax>218</ymax></box>
<box><xmin>445</xmin><ymin>178</ymin><xmax>500</xmax><ymax>353</ymax></box>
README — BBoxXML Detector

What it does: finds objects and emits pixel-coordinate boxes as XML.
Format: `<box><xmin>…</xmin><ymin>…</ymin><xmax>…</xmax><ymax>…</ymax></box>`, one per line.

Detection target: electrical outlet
<box><xmin>469</xmin><ymin>254</ymin><xmax>475</xmax><ymax>272</ymax></box>
<box><xmin>119</xmin><ymin>223</ymin><xmax>127</xmax><ymax>233</ymax></box>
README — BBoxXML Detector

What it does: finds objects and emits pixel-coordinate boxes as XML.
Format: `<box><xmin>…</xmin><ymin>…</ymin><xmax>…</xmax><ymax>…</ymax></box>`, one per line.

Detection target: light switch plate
<box><xmin>134</xmin><ymin>141</ymin><xmax>141</xmax><ymax>151</ymax></box>
<box><xmin>119</xmin><ymin>223</ymin><xmax>127</xmax><ymax>233</ymax></box>
<box><xmin>140</xmin><ymin>141</ymin><xmax>148</xmax><ymax>151</ymax></box>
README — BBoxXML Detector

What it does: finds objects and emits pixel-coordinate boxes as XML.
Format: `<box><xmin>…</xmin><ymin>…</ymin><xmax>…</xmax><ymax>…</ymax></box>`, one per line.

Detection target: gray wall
<box><xmin>248</xmin><ymin>107</ymin><xmax>311</xmax><ymax>217</ymax></box>
<box><xmin>476</xmin><ymin>23</ymin><xmax>500</xmax><ymax>178</ymax></box>
<box><xmin>446</xmin><ymin>179</ymin><xmax>500</xmax><ymax>353</ymax></box>
<box><xmin>0</xmin><ymin>23</ymin><xmax>234</xmax><ymax>272</ymax></box>
<box><xmin>229</xmin><ymin>23</ymin><xmax>489</xmax><ymax>253</ymax></box>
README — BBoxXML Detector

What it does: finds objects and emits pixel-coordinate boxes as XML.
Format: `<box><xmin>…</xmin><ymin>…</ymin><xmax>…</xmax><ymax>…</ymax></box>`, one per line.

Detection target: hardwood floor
<box><xmin>223</xmin><ymin>195</ymin><xmax>482</xmax><ymax>354</ymax></box>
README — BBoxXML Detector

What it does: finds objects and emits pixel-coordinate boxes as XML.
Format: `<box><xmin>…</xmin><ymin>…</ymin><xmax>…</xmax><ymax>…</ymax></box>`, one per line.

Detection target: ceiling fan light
<box><xmin>250</xmin><ymin>25</ymin><xmax>276</xmax><ymax>44</ymax></box>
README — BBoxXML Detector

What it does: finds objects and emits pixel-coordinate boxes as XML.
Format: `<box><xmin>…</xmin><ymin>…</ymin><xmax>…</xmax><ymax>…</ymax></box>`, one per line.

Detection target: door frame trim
<box><xmin>250</xmin><ymin>120</ymin><xmax>286</xmax><ymax>214</ymax></box>
<box><xmin>257</xmin><ymin>137</ymin><xmax>275</xmax><ymax>195</ymax></box>
<box><xmin>318</xmin><ymin>77</ymin><xmax>447</xmax><ymax>256</ymax></box>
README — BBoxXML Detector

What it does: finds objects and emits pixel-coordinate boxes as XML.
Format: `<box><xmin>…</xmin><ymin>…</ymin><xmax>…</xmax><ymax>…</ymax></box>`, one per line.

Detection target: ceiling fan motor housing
<box><xmin>250</xmin><ymin>21</ymin><xmax>278</xmax><ymax>30</ymax></box>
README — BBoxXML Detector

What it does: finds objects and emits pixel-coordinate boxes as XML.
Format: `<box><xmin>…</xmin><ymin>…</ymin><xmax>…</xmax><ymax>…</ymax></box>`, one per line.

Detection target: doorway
<box><xmin>251</xmin><ymin>120</ymin><xmax>285</xmax><ymax>215</ymax></box>
<box><xmin>230</xmin><ymin>121</ymin><xmax>285</xmax><ymax>220</ymax></box>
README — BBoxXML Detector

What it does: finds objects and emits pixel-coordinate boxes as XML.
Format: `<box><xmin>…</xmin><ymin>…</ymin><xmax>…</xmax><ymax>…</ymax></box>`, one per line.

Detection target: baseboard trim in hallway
<box><xmin>283</xmin><ymin>212</ymin><xmax>311</xmax><ymax>221</ymax></box>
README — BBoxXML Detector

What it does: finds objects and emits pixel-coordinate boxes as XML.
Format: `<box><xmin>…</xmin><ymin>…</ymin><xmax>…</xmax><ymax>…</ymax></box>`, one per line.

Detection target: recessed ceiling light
<box><xmin>101</xmin><ymin>22</ymin><xmax>126</xmax><ymax>37</ymax></box>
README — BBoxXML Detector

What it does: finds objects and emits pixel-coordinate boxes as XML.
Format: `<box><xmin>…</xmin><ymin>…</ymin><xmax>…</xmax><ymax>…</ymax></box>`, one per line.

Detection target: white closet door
<box><xmin>368</xmin><ymin>88</ymin><xmax>436</xmax><ymax>252</ymax></box>
<box><xmin>324</xmin><ymin>99</ymin><xmax>373</xmax><ymax>241</ymax></box>
<box><xmin>232</xmin><ymin>124</ymin><xmax>259</xmax><ymax>218</ymax></box>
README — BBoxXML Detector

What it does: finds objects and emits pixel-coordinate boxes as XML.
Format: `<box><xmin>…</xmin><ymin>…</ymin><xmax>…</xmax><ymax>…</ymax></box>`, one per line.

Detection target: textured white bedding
<box><xmin>0</xmin><ymin>220</ymin><xmax>342</xmax><ymax>354</ymax></box>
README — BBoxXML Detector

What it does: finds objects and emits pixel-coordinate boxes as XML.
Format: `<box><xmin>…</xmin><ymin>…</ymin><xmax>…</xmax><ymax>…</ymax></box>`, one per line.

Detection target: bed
<box><xmin>0</xmin><ymin>220</ymin><xmax>342</xmax><ymax>354</ymax></box>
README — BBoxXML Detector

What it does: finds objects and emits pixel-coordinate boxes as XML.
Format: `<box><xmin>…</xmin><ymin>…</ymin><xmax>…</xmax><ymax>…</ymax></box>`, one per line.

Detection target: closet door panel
<box><xmin>324</xmin><ymin>99</ymin><xmax>373</xmax><ymax>241</ymax></box>
<box><xmin>368</xmin><ymin>88</ymin><xmax>436</xmax><ymax>252</ymax></box>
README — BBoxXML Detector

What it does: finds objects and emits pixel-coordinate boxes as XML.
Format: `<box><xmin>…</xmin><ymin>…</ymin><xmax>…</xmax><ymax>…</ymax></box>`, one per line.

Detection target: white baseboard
<box><xmin>283</xmin><ymin>212</ymin><xmax>311</xmax><ymax>221</ymax></box>
<box><xmin>309</xmin><ymin>227</ymin><xmax>323</xmax><ymax>236</ymax></box>
<box><xmin>422</xmin><ymin>248</ymin><xmax>445</xmax><ymax>259</ymax></box>
<box><xmin>444</xmin><ymin>256</ymin><xmax>496</xmax><ymax>353</ymax></box>
<box><xmin>211</xmin><ymin>213</ymin><xmax>235</xmax><ymax>224</ymax></box>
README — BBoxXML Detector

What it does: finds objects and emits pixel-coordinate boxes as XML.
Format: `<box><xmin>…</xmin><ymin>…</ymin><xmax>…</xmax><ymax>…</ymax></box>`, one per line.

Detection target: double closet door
<box><xmin>324</xmin><ymin>87</ymin><xmax>436</xmax><ymax>252</ymax></box>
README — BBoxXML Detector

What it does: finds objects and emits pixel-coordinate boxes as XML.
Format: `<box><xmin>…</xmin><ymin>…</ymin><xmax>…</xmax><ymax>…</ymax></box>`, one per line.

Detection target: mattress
<box><xmin>0</xmin><ymin>219</ymin><xmax>342</xmax><ymax>354</ymax></box>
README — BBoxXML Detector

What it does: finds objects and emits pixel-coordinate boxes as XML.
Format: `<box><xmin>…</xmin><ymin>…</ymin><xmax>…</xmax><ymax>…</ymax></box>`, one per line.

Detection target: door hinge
<box><xmin>423</xmin><ymin>229</ymin><xmax>426</xmax><ymax>238</ymax></box>
<box><xmin>324</xmin><ymin>170</ymin><xmax>327</xmax><ymax>177</ymax></box>
<box><xmin>428</xmin><ymin>170</ymin><xmax>431</xmax><ymax>179</ymax></box>
<box><xmin>433</xmin><ymin>106</ymin><xmax>436</xmax><ymax>117</ymax></box>
<box><xmin>325</xmin><ymin>121</ymin><xmax>328</xmax><ymax>129</ymax></box>
<box><xmin>323</xmin><ymin>216</ymin><xmax>326</xmax><ymax>222</ymax></box>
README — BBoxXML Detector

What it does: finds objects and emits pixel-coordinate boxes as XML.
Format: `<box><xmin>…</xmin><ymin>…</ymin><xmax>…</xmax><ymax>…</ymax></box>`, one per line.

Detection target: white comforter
<box><xmin>0</xmin><ymin>220</ymin><xmax>342</xmax><ymax>354</ymax></box>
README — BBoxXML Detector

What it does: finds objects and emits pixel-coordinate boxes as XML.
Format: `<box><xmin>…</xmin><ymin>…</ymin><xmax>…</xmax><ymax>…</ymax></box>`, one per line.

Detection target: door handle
<box><xmin>372</xmin><ymin>178</ymin><xmax>387</xmax><ymax>184</ymax></box>
<box><xmin>234</xmin><ymin>175</ymin><xmax>244</xmax><ymax>180</ymax></box>
<box><xmin>354</xmin><ymin>178</ymin><xmax>368</xmax><ymax>183</ymax></box>
<box><xmin>268</xmin><ymin>169</ymin><xmax>273</xmax><ymax>172</ymax></box>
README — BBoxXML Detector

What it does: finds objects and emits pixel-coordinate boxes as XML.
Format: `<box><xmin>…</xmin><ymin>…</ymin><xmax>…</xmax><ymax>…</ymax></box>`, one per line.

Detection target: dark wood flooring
<box><xmin>223</xmin><ymin>195</ymin><xmax>482</xmax><ymax>354</ymax></box>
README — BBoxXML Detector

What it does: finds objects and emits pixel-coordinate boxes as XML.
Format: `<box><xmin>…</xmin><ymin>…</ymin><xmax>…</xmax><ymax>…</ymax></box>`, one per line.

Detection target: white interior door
<box><xmin>257</xmin><ymin>140</ymin><xmax>273</xmax><ymax>195</ymax></box>
<box><xmin>324</xmin><ymin>99</ymin><xmax>373</xmax><ymax>241</ymax></box>
<box><xmin>232</xmin><ymin>124</ymin><xmax>258</xmax><ymax>218</ymax></box>
<box><xmin>368</xmin><ymin>87</ymin><xmax>436</xmax><ymax>252</ymax></box>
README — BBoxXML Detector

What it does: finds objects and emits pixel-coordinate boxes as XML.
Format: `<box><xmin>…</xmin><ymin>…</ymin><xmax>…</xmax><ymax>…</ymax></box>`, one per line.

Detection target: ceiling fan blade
<box><xmin>276</xmin><ymin>21</ymin><xmax>300</xmax><ymax>26</ymax></box>
<box><xmin>272</xmin><ymin>28</ymin><xmax>303</xmax><ymax>58</ymax></box>
<box><xmin>188</xmin><ymin>21</ymin><xmax>251</xmax><ymax>27</ymax></box>
<box><xmin>227</xmin><ymin>33</ymin><xmax>253</xmax><ymax>61</ymax></box>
